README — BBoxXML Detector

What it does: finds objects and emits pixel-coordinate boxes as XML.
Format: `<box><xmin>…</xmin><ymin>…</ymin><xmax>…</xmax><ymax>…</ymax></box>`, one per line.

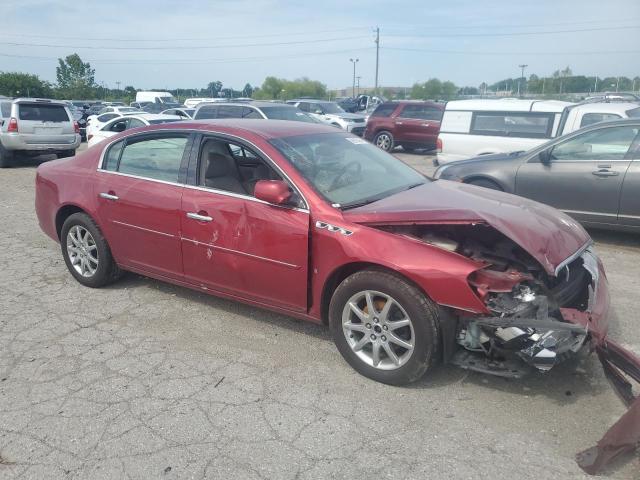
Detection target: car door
<box><xmin>394</xmin><ymin>104</ymin><xmax>440</xmax><ymax>148</ymax></box>
<box><xmin>515</xmin><ymin>125</ymin><xmax>639</xmax><ymax>225</ymax></box>
<box><xmin>617</xmin><ymin>134</ymin><xmax>640</xmax><ymax>227</ymax></box>
<box><xmin>180</xmin><ymin>135</ymin><xmax>310</xmax><ymax>311</ymax></box>
<box><xmin>93</xmin><ymin>132</ymin><xmax>193</xmax><ymax>280</ymax></box>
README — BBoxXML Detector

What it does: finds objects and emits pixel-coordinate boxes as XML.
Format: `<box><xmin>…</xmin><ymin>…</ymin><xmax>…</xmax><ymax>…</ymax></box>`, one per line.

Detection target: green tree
<box><xmin>253</xmin><ymin>77</ymin><xmax>326</xmax><ymax>100</ymax></box>
<box><xmin>0</xmin><ymin>72</ymin><xmax>53</xmax><ymax>97</ymax></box>
<box><xmin>410</xmin><ymin>78</ymin><xmax>457</xmax><ymax>100</ymax></box>
<box><xmin>56</xmin><ymin>53</ymin><xmax>96</xmax><ymax>98</ymax></box>
<box><xmin>242</xmin><ymin>83</ymin><xmax>254</xmax><ymax>97</ymax></box>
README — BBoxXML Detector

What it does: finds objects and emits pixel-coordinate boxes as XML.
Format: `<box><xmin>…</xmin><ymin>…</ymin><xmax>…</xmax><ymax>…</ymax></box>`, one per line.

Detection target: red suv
<box><xmin>364</xmin><ymin>101</ymin><xmax>444</xmax><ymax>152</ymax></box>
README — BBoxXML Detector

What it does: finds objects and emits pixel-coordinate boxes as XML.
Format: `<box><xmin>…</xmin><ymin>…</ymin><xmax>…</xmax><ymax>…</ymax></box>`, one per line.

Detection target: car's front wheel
<box><xmin>374</xmin><ymin>131</ymin><xmax>394</xmax><ymax>152</ymax></box>
<box><xmin>60</xmin><ymin>213</ymin><xmax>121</xmax><ymax>288</ymax></box>
<box><xmin>329</xmin><ymin>269</ymin><xmax>439</xmax><ymax>385</ymax></box>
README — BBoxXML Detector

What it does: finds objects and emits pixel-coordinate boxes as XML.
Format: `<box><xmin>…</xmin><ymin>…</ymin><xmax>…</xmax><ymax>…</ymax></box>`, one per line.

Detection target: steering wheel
<box><xmin>328</xmin><ymin>161</ymin><xmax>362</xmax><ymax>191</ymax></box>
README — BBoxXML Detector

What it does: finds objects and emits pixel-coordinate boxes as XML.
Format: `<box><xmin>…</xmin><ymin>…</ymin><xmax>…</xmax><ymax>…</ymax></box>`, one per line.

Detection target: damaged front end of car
<box><xmin>376</xmin><ymin>222</ymin><xmax>640</xmax><ymax>475</ymax></box>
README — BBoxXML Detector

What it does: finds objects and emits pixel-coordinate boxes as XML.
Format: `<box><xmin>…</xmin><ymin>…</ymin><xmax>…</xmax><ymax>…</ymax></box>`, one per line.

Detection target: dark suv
<box><xmin>364</xmin><ymin>101</ymin><xmax>444</xmax><ymax>152</ymax></box>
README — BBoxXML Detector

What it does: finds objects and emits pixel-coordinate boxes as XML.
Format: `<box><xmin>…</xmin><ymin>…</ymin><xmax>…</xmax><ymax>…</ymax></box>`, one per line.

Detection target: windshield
<box><xmin>160</xmin><ymin>96</ymin><xmax>178</xmax><ymax>104</ymax></box>
<box><xmin>317</xmin><ymin>102</ymin><xmax>344</xmax><ymax>114</ymax></box>
<box><xmin>260</xmin><ymin>106</ymin><xmax>317</xmax><ymax>122</ymax></box>
<box><xmin>269</xmin><ymin>133</ymin><xmax>426</xmax><ymax>207</ymax></box>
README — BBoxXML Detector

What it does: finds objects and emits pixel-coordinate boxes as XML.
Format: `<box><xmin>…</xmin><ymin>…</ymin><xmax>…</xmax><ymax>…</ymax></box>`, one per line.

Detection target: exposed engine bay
<box><xmin>377</xmin><ymin>223</ymin><xmax>595</xmax><ymax>377</ymax></box>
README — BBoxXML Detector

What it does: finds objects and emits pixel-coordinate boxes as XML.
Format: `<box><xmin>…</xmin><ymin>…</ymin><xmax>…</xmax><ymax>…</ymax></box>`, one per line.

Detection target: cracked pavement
<box><xmin>0</xmin><ymin>151</ymin><xmax>639</xmax><ymax>479</ymax></box>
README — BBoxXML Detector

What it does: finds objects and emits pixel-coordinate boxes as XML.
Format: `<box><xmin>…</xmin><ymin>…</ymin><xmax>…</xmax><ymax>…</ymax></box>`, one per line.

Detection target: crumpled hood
<box><xmin>343</xmin><ymin>180</ymin><xmax>591</xmax><ymax>275</ymax></box>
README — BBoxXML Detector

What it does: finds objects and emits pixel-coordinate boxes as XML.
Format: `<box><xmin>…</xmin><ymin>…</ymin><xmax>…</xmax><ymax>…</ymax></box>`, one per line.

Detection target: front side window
<box><xmin>270</xmin><ymin>133</ymin><xmax>426</xmax><ymax>207</ymax></box>
<box><xmin>1</xmin><ymin>102</ymin><xmax>11</xmax><ymax>117</ymax></box>
<box><xmin>318</xmin><ymin>103</ymin><xmax>344</xmax><ymax>114</ymax></box>
<box><xmin>106</xmin><ymin>119</ymin><xmax>128</xmax><ymax>132</ymax></box>
<box><xmin>551</xmin><ymin>126</ymin><xmax>640</xmax><ymax>161</ymax></box>
<box><xmin>370</xmin><ymin>103</ymin><xmax>397</xmax><ymax>118</ymax></box>
<box><xmin>116</xmin><ymin>135</ymin><xmax>189</xmax><ymax>182</ymax></box>
<box><xmin>471</xmin><ymin>112</ymin><xmax>553</xmax><ymax>138</ymax></box>
<box><xmin>580</xmin><ymin>113</ymin><xmax>621</xmax><ymax>128</ymax></box>
<box><xmin>242</xmin><ymin>107</ymin><xmax>262</xmax><ymax>119</ymax></box>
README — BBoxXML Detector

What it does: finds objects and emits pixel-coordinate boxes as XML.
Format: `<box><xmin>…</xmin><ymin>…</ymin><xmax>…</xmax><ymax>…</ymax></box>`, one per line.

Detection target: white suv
<box><xmin>287</xmin><ymin>100</ymin><xmax>367</xmax><ymax>136</ymax></box>
<box><xmin>0</xmin><ymin>98</ymin><xmax>80</xmax><ymax>167</ymax></box>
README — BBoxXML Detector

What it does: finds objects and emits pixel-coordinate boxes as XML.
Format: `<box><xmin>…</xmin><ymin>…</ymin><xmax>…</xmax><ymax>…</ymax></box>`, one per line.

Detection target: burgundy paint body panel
<box><xmin>344</xmin><ymin>180</ymin><xmax>591</xmax><ymax>275</ymax></box>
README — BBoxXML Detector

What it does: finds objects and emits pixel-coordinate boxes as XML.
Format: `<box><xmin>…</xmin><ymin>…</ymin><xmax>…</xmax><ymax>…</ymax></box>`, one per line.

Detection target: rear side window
<box><xmin>370</xmin><ymin>104</ymin><xmax>397</xmax><ymax>118</ymax></box>
<box><xmin>117</xmin><ymin>135</ymin><xmax>189</xmax><ymax>182</ymax></box>
<box><xmin>0</xmin><ymin>102</ymin><xmax>10</xmax><ymax>117</ymax></box>
<box><xmin>399</xmin><ymin>104</ymin><xmax>442</xmax><ymax>121</ymax></box>
<box><xmin>470</xmin><ymin>112</ymin><xmax>553</xmax><ymax>138</ymax></box>
<box><xmin>580</xmin><ymin>113</ymin><xmax>621</xmax><ymax>128</ymax></box>
<box><xmin>18</xmin><ymin>104</ymin><xmax>70</xmax><ymax>122</ymax></box>
<box><xmin>194</xmin><ymin>106</ymin><xmax>217</xmax><ymax>119</ymax></box>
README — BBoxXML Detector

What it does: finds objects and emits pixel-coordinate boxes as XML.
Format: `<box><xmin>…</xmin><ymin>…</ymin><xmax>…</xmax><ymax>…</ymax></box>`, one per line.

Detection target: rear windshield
<box><xmin>0</xmin><ymin>102</ymin><xmax>10</xmax><ymax>118</ymax></box>
<box><xmin>18</xmin><ymin>104</ymin><xmax>70</xmax><ymax>122</ymax></box>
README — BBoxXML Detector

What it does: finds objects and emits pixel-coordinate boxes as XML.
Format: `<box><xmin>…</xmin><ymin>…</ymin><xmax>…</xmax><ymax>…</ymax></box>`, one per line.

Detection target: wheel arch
<box><xmin>463</xmin><ymin>175</ymin><xmax>504</xmax><ymax>190</ymax></box>
<box><xmin>55</xmin><ymin>204</ymin><xmax>89</xmax><ymax>240</ymax></box>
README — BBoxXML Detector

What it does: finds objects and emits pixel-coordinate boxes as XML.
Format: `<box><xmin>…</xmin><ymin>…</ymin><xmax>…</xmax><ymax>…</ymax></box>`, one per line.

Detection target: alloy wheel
<box><xmin>341</xmin><ymin>290</ymin><xmax>415</xmax><ymax>370</ymax></box>
<box><xmin>66</xmin><ymin>225</ymin><xmax>99</xmax><ymax>277</ymax></box>
<box><xmin>375</xmin><ymin>133</ymin><xmax>392</xmax><ymax>151</ymax></box>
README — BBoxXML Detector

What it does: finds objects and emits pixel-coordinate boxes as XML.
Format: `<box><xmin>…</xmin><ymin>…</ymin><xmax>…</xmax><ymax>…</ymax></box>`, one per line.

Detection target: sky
<box><xmin>1</xmin><ymin>0</ymin><xmax>639</xmax><ymax>91</ymax></box>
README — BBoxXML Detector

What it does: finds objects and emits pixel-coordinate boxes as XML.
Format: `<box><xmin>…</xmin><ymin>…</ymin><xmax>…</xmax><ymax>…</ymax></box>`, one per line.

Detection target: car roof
<box><xmin>445</xmin><ymin>98</ymin><xmax>573</xmax><ymax>113</ymax></box>
<box><xmin>11</xmin><ymin>98</ymin><xmax>69</xmax><ymax>106</ymax></box>
<box><xmin>197</xmin><ymin>101</ymin><xmax>293</xmax><ymax>109</ymax></box>
<box><xmin>569</xmin><ymin>102</ymin><xmax>640</xmax><ymax>114</ymax></box>
<box><xmin>381</xmin><ymin>100</ymin><xmax>444</xmax><ymax>108</ymax></box>
<box><xmin>135</xmin><ymin>119</ymin><xmax>343</xmax><ymax>139</ymax></box>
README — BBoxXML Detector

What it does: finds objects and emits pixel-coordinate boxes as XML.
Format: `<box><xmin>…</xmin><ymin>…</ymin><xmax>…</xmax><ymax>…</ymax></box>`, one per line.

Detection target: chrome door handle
<box><xmin>591</xmin><ymin>170</ymin><xmax>619</xmax><ymax>177</ymax></box>
<box><xmin>186</xmin><ymin>212</ymin><xmax>213</xmax><ymax>222</ymax></box>
<box><xmin>99</xmin><ymin>192</ymin><xmax>119</xmax><ymax>201</ymax></box>
<box><xmin>395</xmin><ymin>122</ymin><xmax>403</xmax><ymax>125</ymax></box>
<box><xmin>421</xmin><ymin>123</ymin><xmax>431</xmax><ymax>127</ymax></box>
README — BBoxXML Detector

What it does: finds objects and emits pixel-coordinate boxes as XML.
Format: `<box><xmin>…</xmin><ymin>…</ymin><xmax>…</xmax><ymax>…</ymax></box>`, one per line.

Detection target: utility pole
<box><xmin>374</xmin><ymin>27</ymin><xmax>380</xmax><ymax>97</ymax></box>
<box><xmin>616</xmin><ymin>76</ymin><xmax>620</xmax><ymax>92</ymax></box>
<box><xmin>594</xmin><ymin>76</ymin><xmax>598</xmax><ymax>92</ymax></box>
<box><xmin>349</xmin><ymin>58</ymin><xmax>359</xmax><ymax>98</ymax></box>
<box><xmin>542</xmin><ymin>77</ymin><xmax>545</xmax><ymax>95</ymax></box>
<box><xmin>517</xmin><ymin>64</ymin><xmax>528</xmax><ymax>97</ymax></box>
<box><xmin>116</xmin><ymin>81</ymin><xmax>121</xmax><ymax>93</ymax></box>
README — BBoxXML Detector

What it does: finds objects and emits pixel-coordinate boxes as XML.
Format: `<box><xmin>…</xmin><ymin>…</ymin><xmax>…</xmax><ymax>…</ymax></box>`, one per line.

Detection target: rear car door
<box><xmin>180</xmin><ymin>135</ymin><xmax>310</xmax><ymax>311</ymax></box>
<box><xmin>394</xmin><ymin>104</ymin><xmax>441</xmax><ymax>148</ymax></box>
<box><xmin>515</xmin><ymin>125</ymin><xmax>639</xmax><ymax>225</ymax></box>
<box><xmin>94</xmin><ymin>132</ymin><xmax>193</xmax><ymax>280</ymax></box>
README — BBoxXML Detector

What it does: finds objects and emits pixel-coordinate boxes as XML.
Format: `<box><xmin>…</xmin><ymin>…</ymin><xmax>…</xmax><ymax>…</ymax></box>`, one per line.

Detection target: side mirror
<box><xmin>538</xmin><ymin>149</ymin><xmax>552</xmax><ymax>165</ymax></box>
<box><xmin>254</xmin><ymin>180</ymin><xmax>292</xmax><ymax>205</ymax></box>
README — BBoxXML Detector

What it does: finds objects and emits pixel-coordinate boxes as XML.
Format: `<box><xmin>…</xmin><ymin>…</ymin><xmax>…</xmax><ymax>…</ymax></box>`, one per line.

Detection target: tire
<box><xmin>0</xmin><ymin>145</ymin><xmax>13</xmax><ymax>168</ymax></box>
<box><xmin>374</xmin><ymin>131</ymin><xmax>394</xmax><ymax>152</ymax></box>
<box><xmin>467</xmin><ymin>178</ymin><xmax>503</xmax><ymax>191</ymax></box>
<box><xmin>60</xmin><ymin>212</ymin><xmax>122</xmax><ymax>288</ymax></box>
<box><xmin>329</xmin><ymin>269</ymin><xmax>440</xmax><ymax>385</ymax></box>
<box><xmin>57</xmin><ymin>150</ymin><xmax>76</xmax><ymax>159</ymax></box>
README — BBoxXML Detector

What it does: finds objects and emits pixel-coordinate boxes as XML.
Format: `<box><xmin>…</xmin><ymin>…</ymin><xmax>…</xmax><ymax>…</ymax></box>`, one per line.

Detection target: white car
<box><xmin>161</xmin><ymin>107</ymin><xmax>195</xmax><ymax>119</ymax></box>
<box><xmin>97</xmin><ymin>106</ymin><xmax>141</xmax><ymax>115</ymax></box>
<box><xmin>86</xmin><ymin>111</ymin><xmax>142</xmax><ymax>142</ymax></box>
<box><xmin>287</xmin><ymin>100</ymin><xmax>367</xmax><ymax>135</ymax></box>
<box><xmin>87</xmin><ymin>114</ymin><xmax>182</xmax><ymax>147</ymax></box>
<box><xmin>437</xmin><ymin>98</ymin><xmax>640</xmax><ymax>164</ymax></box>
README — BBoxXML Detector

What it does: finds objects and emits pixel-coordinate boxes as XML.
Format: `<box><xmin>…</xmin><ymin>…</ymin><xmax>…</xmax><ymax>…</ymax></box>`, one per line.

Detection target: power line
<box><xmin>0</xmin><ymin>27</ymin><xmax>370</xmax><ymax>43</ymax></box>
<box><xmin>383</xmin><ymin>46</ymin><xmax>640</xmax><ymax>56</ymax></box>
<box><xmin>385</xmin><ymin>24</ymin><xmax>640</xmax><ymax>38</ymax></box>
<box><xmin>0</xmin><ymin>35</ymin><xmax>371</xmax><ymax>51</ymax></box>
<box><xmin>382</xmin><ymin>18</ymin><xmax>640</xmax><ymax>31</ymax></box>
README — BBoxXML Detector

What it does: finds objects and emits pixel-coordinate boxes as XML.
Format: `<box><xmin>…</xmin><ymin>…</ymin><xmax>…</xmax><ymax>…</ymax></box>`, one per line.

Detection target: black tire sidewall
<box><xmin>329</xmin><ymin>270</ymin><xmax>439</xmax><ymax>385</ymax></box>
<box><xmin>60</xmin><ymin>213</ymin><xmax>117</xmax><ymax>288</ymax></box>
<box><xmin>374</xmin><ymin>131</ymin><xmax>394</xmax><ymax>152</ymax></box>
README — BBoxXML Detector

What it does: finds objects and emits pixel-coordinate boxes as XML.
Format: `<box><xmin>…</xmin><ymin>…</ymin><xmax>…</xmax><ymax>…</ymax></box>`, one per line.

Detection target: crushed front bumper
<box><xmin>559</xmin><ymin>252</ymin><xmax>640</xmax><ymax>474</ymax></box>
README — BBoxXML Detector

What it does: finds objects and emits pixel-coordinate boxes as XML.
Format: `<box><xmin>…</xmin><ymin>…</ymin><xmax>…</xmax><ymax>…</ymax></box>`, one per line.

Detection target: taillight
<box><xmin>74</xmin><ymin>121</ymin><xmax>80</xmax><ymax>134</ymax></box>
<box><xmin>436</xmin><ymin>137</ymin><xmax>442</xmax><ymax>153</ymax></box>
<box><xmin>7</xmin><ymin>117</ymin><xmax>18</xmax><ymax>133</ymax></box>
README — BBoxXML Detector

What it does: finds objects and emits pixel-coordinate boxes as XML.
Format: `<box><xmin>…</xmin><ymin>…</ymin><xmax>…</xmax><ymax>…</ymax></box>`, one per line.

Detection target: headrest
<box><xmin>206</xmin><ymin>152</ymin><xmax>236</xmax><ymax>178</ymax></box>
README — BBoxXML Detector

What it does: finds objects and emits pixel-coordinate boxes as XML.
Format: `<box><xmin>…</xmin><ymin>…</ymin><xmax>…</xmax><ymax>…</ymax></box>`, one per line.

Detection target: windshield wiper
<box><xmin>340</xmin><ymin>197</ymin><xmax>383</xmax><ymax>210</ymax></box>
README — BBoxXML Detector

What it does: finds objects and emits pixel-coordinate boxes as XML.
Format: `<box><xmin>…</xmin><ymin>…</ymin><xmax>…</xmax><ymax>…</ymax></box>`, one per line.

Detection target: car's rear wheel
<box><xmin>374</xmin><ymin>131</ymin><xmax>394</xmax><ymax>152</ymax></box>
<box><xmin>329</xmin><ymin>269</ymin><xmax>439</xmax><ymax>385</ymax></box>
<box><xmin>467</xmin><ymin>178</ymin><xmax>503</xmax><ymax>191</ymax></box>
<box><xmin>0</xmin><ymin>145</ymin><xmax>13</xmax><ymax>168</ymax></box>
<box><xmin>57</xmin><ymin>150</ymin><xmax>75</xmax><ymax>159</ymax></box>
<box><xmin>60</xmin><ymin>213</ymin><xmax>121</xmax><ymax>288</ymax></box>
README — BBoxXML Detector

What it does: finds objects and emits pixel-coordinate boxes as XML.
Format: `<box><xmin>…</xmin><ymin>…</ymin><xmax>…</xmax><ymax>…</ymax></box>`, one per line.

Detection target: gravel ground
<box><xmin>0</xmin><ymin>147</ymin><xmax>638</xmax><ymax>479</ymax></box>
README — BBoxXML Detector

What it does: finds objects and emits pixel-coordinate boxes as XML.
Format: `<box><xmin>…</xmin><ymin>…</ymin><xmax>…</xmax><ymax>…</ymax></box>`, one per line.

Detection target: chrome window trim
<box><xmin>96</xmin><ymin>128</ymin><xmax>311</xmax><ymax>212</ymax></box>
<box><xmin>111</xmin><ymin>220</ymin><xmax>176</xmax><ymax>238</ymax></box>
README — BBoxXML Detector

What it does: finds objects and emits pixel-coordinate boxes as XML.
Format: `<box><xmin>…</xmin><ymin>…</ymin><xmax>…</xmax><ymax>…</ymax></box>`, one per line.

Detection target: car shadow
<box><xmin>588</xmin><ymin>227</ymin><xmax>640</xmax><ymax>249</ymax></box>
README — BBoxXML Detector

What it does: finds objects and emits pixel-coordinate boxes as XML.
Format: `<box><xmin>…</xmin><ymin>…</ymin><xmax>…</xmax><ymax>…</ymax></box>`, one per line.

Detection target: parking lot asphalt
<box><xmin>0</xmin><ymin>147</ymin><xmax>639</xmax><ymax>479</ymax></box>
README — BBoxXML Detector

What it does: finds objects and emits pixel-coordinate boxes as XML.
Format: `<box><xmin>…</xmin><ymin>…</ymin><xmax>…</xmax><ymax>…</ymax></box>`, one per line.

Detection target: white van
<box><xmin>436</xmin><ymin>99</ymin><xmax>572</xmax><ymax>164</ymax></box>
<box><xmin>135</xmin><ymin>91</ymin><xmax>179</xmax><ymax>106</ymax></box>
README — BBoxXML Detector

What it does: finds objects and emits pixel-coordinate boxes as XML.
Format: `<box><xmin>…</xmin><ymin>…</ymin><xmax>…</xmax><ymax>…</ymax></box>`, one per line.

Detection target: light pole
<box><xmin>350</xmin><ymin>58</ymin><xmax>359</xmax><ymax>98</ymax></box>
<box><xmin>517</xmin><ymin>64</ymin><xmax>528</xmax><ymax>97</ymax></box>
<box><xmin>356</xmin><ymin>76</ymin><xmax>361</xmax><ymax>96</ymax></box>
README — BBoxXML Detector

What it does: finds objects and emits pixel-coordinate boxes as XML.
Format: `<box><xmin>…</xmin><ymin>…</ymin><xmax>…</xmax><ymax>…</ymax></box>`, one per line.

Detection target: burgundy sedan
<box><xmin>35</xmin><ymin>120</ymin><xmax>638</xmax><ymax>474</ymax></box>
